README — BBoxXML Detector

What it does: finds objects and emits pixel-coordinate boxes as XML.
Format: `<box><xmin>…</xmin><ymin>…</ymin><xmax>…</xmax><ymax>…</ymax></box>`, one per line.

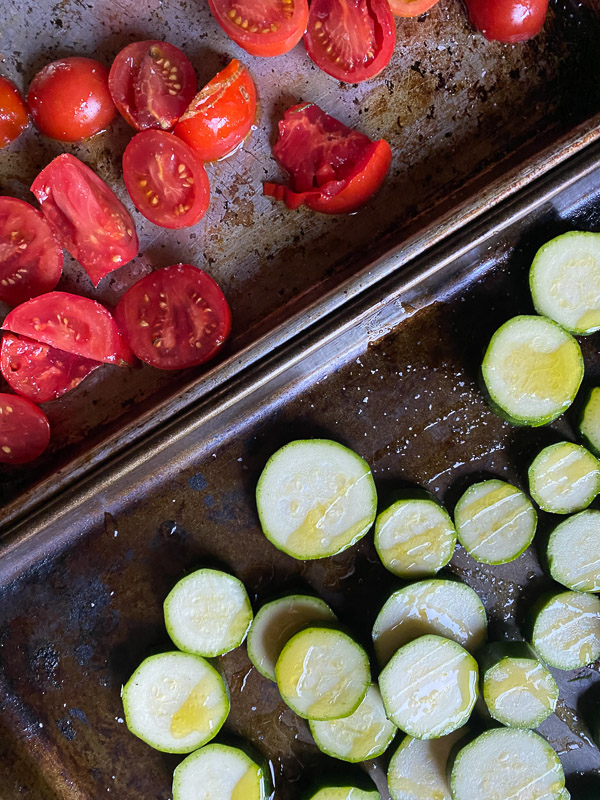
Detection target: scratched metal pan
<box><xmin>2</xmin><ymin>140</ymin><xmax>600</xmax><ymax>799</ymax></box>
<box><xmin>1</xmin><ymin>0</ymin><xmax>600</xmax><ymax>526</ymax></box>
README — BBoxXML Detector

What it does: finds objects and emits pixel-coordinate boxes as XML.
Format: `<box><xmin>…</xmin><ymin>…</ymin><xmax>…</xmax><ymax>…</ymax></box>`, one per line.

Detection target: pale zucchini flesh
<box><xmin>387</xmin><ymin>728</ymin><xmax>466</xmax><ymax>800</ymax></box>
<box><xmin>547</xmin><ymin>510</ymin><xmax>600</xmax><ymax>592</ymax></box>
<box><xmin>531</xmin><ymin>590</ymin><xmax>600</xmax><ymax>670</ymax></box>
<box><xmin>578</xmin><ymin>387</ymin><xmax>600</xmax><ymax>458</ymax></box>
<box><xmin>528</xmin><ymin>442</ymin><xmax>600</xmax><ymax>514</ymax></box>
<box><xmin>306</xmin><ymin>787</ymin><xmax>380</xmax><ymax>800</ymax></box>
<box><xmin>173</xmin><ymin>743</ymin><xmax>267</xmax><ymax>800</ymax></box>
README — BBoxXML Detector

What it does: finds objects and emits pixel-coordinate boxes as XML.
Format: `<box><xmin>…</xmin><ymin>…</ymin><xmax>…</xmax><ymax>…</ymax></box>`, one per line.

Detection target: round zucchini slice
<box><xmin>173</xmin><ymin>743</ymin><xmax>267</xmax><ymax>800</ymax></box>
<box><xmin>305</xmin><ymin>785</ymin><xmax>380</xmax><ymax>800</ymax></box>
<box><xmin>531</xmin><ymin>590</ymin><xmax>600</xmax><ymax>670</ymax></box>
<box><xmin>256</xmin><ymin>439</ymin><xmax>377</xmax><ymax>560</ymax></box>
<box><xmin>547</xmin><ymin>510</ymin><xmax>600</xmax><ymax>592</ymax></box>
<box><xmin>578</xmin><ymin>386</ymin><xmax>600</xmax><ymax>457</ymax></box>
<box><xmin>528</xmin><ymin>441</ymin><xmax>600</xmax><ymax>514</ymax></box>
<box><xmin>387</xmin><ymin>728</ymin><xmax>467</xmax><ymax>800</ymax></box>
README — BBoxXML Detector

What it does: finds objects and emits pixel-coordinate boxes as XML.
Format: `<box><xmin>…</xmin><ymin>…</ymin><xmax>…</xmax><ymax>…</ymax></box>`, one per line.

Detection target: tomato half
<box><xmin>304</xmin><ymin>0</ymin><xmax>395</xmax><ymax>83</ymax></box>
<box><xmin>263</xmin><ymin>104</ymin><xmax>392</xmax><ymax>214</ymax></box>
<box><xmin>389</xmin><ymin>0</ymin><xmax>439</xmax><ymax>16</ymax></box>
<box><xmin>207</xmin><ymin>0</ymin><xmax>308</xmax><ymax>57</ymax></box>
<box><xmin>0</xmin><ymin>76</ymin><xmax>29</xmax><ymax>148</ymax></box>
<box><xmin>27</xmin><ymin>58</ymin><xmax>116</xmax><ymax>142</ymax></box>
<box><xmin>31</xmin><ymin>154</ymin><xmax>138</xmax><ymax>287</ymax></box>
<box><xmin>0</xmin><ymin>197</ymin><xmax>63</xmax><ymax>306</ymax></box>
<box><xmin>114</xmin><ymin>264</ymin><xmax>231</xmax><ymax>370</ymax></box>
<box><xmin>109</xmin><ymin>41</ymin><xmax>197</xmax><ymax>132</ymax></box>
<box><xmin>123</xmin><ymin>131</ymin><xmax>210</xmax><ymax>228</ymax></box>
<box><xmin>174</xmin><ymin>60</ymin><xmax>257</xmax><ymax>162</ymax></box>
<box><xmin>465</xmin><ymin>0</ymin><xmax>548</xmax><ymax>41</ymax></box>
<box><xmin>2</xmin><ymin>292</ymin><xmax>135</xmax><ymax>366</ymax></box>
<box><xmin>0</xmin><ymin>393</ymin><xmax>50</xmax><ymax>464</ymax></box>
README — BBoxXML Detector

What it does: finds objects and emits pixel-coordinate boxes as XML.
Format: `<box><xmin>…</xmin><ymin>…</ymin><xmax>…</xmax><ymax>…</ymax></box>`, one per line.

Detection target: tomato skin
<box><xmin>31</xmin><ymin>154</ymin><xmax>138</xmax><ymax>287</ymax></box>
<box><xmin>207</xmin><ymin>0</ymin><xmax>309</xmax><ymax>57</ymax></box>
<box><xmin>123</xmin><ymin>131</ymin><xmax>210</xmax><ymax>229</ymax></box>
<box><xmin>0</xmin><ymin>76</ymin><xmax>29</xmax><ymax>148</ymax></box>
<box><xmin>389</xmin><ymin>0</ymin><xmax>439</xmax><ymax>16</ymax></box>
<box><xmin>27</xmin><ymin>58</ymin><xmax>116</xmax><ymax>142</ymax></box>
<box><xmin>0</xmin><ymin>393</ymin><xmax>50</xmax><ymax>464</ymax></box>
<box><xmin>465</xmin><ymin>0</ymin><xmax>548</xmax><ymax>41</ymax></box>
<box><xmin>174</xmin><ymin>60</ymin><xmax>257</xmax><ymax>162</ymax></box>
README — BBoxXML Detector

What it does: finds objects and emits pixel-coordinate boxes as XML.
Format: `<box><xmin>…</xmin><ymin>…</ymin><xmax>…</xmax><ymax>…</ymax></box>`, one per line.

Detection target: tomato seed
<box><xmin>2</xmin><ymin>446</ymin><xmax>11</xmax><ymax>454</ymax></box>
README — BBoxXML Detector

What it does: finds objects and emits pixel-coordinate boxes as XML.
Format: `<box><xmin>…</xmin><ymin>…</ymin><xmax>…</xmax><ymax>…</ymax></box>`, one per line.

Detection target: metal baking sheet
<box><xmin>1</xmin><ymin>0</ymin><xmax>600</xmax><ymax>525</ymax></box>
<box><xmin>2</xmin><ymin>140</ymin><xmax>600</xmax><ymax>798</ymax></box>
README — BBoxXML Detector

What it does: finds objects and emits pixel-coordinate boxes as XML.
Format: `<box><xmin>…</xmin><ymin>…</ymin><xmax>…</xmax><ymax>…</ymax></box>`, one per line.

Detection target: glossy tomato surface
<box><xmin>465</xmin><ymin>0</ymin><xmax>548</xmax><ymax>41</ymax></box>
<box><xmin>207</xmin><ymin>0</ymin><xmax>308</xmax><ymax>56</ymax></box>
<box><xmin>174</xmin><ymin>59</ymin><xmax>256</xmax><ymax>162</ymax></box>
<box><xmin>114</xmin><ymin>264</ymin><xmax>231</xmax><ymax>370</ymax></box>
<box><xmin>109</xmin><ymin>40</ymin><xmax>197</xmax><ymax>131</ymax></box>
<box><xmin>123</xmin><ymin>131</ymin><xmax>210</xmax><ymax>228</ymax></box>
<box><xmin>0</xmin><ymin>393</ymin><xmax>50</xmax><ymax>464</ymax></box>
<box><xmin>0</xmin><ymin>76</ymin><xmax>29</xmax><ymax>148</ymax></box>
<box><xmin>0</xmin><ymin>197</ymin><xmax>63</xmax><ymax>306</ymax></box>
<box><xmin>2</xmin><ymin>291</ymin><xmax>135</xmax><ymax>366</ymax></box>
<box><xmin>389</xmin><ymin>0</ymin><xmax>439</xmax><ymax>15</ymax></box>
<box><xmin>304</xmin><ymin>0</ymin><xmax>395</xmax><ymax>82</ymax></box>
<box><xmin>31</xmin><ymin>154</ymin><xmax>138</xmax><ymax>286</ymax></box>
<box><xmin>27</xmin><ymin>57</ymin><xmax>116</xmax><ymax>142</ymax></box>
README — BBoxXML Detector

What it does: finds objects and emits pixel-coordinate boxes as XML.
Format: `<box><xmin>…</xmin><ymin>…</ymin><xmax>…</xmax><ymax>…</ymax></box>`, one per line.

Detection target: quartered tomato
<box><xmin>114</xmin><ymin>264</ymin><xmax>231</xmax><ymax>370</ymax></box>
<box><xmin>207</xmin><ymin>0</ymin><xmax>309</xmax><ymax>56</ymax></box>
<box><xmin>2</xmin><ymin>292</ymin><xmax>135</xmax><ymax>366</ymax></box>
<box><xmin>389</xmin><ymin>0</ymin><xmax>439</xmax><ymax>15</ymax></box>
<box><xmin>27</xmin><ymin>58</ymin><xmax>116</xmax><ymax>142</ymax></box>
<box><xmin>109</xmin><ymin>40</ymin><xmax>197</xmax><ymax>131</ymax></box>
<box><xmin>174</xmin><ymin>59</ymin><xmax>257</xmax><ymax>162</ymax></box>
<box><xmin>465</xmin><ymin>0</ymin><xmax>548</xmax><ymax>41</ymax></box>
<box><xmin>0</xmin><ymin>197</ymin><xmax>63</xmax><ymax>306</ymax></box>
<box><xmin>304</xmin><ymin>0</ymin><xmax>395</xmax><ymax>83</ymax></box>
<box><xmin>263</xmin><ymin>104</ymin><xmax>392</xmax><ymax>214</ymax></box>
<box><xmin>0</xmin><ymin>393</ymin><xmax>50</xmax><ymax>464</ymax></box>
<box><xmin>0</xmin><ymin>76</ymin><xmax>29</xmax><ymax>148</ymax></box>
<box><xmin>31</xmin><ymin>154</ymin><xmax>138</xmax><ymax>286</ymax></box>
<box><xmin>123</xmin><ymin>131</ymin><xmax>210</xmax><ymax>228</ymax></box>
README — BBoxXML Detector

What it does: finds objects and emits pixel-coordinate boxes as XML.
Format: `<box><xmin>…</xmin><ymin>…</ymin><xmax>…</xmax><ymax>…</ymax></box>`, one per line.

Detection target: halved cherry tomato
<box><xmin>108</xmin><ymin>41</ymin><xmax>197</xmax><ymax>131</ymax></box>
<box><xmin>114</xmin><ymin>264</ymin><xmax>231</xmax><ymax>370</ymax></box>
<box><xmin>31</xmin><ymin>154</ymin><xmax>138</xmax><ymax>286</ymax></box>
<box><xmin>27</xmin><ymin>58</ymin><xmax>116</xmax><ymax>142</ymax></box>
<box><xmin>0</xmin><ymin>393</ymin><xmax>50</xmax><ymax>464</ymax></box>
<box><xmin>1</xmin><ymin>333</ymin><xmax>100</xmax><ymax>403</ymax></box>
<box><xmin>2</xmin><ymin>292</ymin><xmax>135</xmax><ymax>366</ymax></box>
<box><xmin>207</xmin><ymin>0</ymin><xmax>309</xmax><ymax>57</ymax></box>
<box><xmin>0</xmin><ymin>197</ymin><xmax>63</xmax><ymax>306</ymax></box>
<box><xmin>389</xmin><ymin>0</ymin><xmax>439</xmax><ymax>16</ymax></box>
<box><xmin>122</xmin><ymin>131</ymin><xmax>210</xmax><ymax>229</ymax></box>
<box><xmin>263</xmin><ymin>104</ymin><xmax>392</xmax><ymax>214</ymax></box>
<box><xmin>174</xmin><ymin>60</ymin><xmax>257</xmax><ymax>162</ymax></box>
<box><xmin>465</xmin><ymin>0</ymin><xmax>548</xmax><ymax>41</ymax></box>
<box><xmin>0</xmin><ymin>76</ymin><xmax>29</xmax><ymax>148</ymax></box>
<box><xmin>304</xmin><ymin>0</ymin><xmax>395</xmax><ymax>83</ymax></box>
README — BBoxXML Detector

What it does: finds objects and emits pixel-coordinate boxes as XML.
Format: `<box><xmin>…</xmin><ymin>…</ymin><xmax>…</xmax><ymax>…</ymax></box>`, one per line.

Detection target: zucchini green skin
<box><xmin>578</xmin><ymin>387</ymin><xmax>600</xmax><ymax>458</ymax></box>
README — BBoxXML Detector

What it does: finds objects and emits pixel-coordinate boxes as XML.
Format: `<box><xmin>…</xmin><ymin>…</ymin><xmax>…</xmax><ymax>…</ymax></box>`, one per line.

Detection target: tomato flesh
<box><xmin>304</xmin><ymin>0</ymin><xmax>395</xmax><ymax>83</ymax></box>
<box><xmin>31</xmin><ymin>154</ymin><xmax>138</xmax><ymax>287</ymax></box>
<box><xmin>123</xmin><ymin>131</ymin><xmax>210</xmax><ymax>229</ymax></box>
<box><xmin>465</xmin><ymin>0</ymin><xmax>548</xmax><ymax>41</ymax></box>
<box><xmin>0</xmin><ymin>393</ymin><xmax>50</xmax><ymax>464</ymax></box>
<box><xmin>389</xmin><ymin>0</ymin><xmax>439</xmax><ymax>15</ymax></box>
<box><xmin>114</xmin><ymin>264</ymin><xmax>231</xmax><ymax>370</ymax></box>
<box><xmin>174</xmin><ymin>59</ymin><xmax>257</xmax><ymax>162</ymax></box>
<box><xmin>0</xmin><ymin>76</ymin><xmax>29</xmax><ymax>148</ymax></box>
<box><xmin>109</xmin><ymin>41</ymin><xmax>197</xmax><ymax>131</ymax></box>
<box><xmin>207</xmin><ymin>0</ymin><xmax>309</xmax><ymax>57</ymax></box>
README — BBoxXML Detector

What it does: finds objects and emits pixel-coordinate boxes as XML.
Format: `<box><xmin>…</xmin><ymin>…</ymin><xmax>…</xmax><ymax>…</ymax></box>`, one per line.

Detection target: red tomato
<box><xmin>174</xmin><ymin>60</ymin><xmax>257</xmax><ymax>162</ymax></box>
<box><xmin>0</xmin><ymin>197</ymin><xmax>63</xmax><ymax>306</ymax></box>
<box><xmin>263</xmin><ymin>104</ymin><xmax>392</xmax><ymax>214</ymax></box>
<box><xmin>114</xmin><ymin>264</ymin><xmax>231</xmax><ymax>370</ymax></box>
<box><xmin>389</xmin><ymin>0</ymin><xmax>439</xmax><ymax>15</ymax></box>
<box><xmin>0</xmin><ymin>76</ymin><xmax>29</xmax><ymax>148</ymax></box>
<box><xmin>0</xmin><ymin>393</ymin><xmax>50</xmax><ymax>464</ymax></box>
<box><xmin>207</xmin><ymin>0</ymin><xmax>308</xmax><ymax>57</ymax></box>
<box><xmin>465</xmin><ymin>0</ymin><xmax>548</xmax><ymax>41</ymax></box>
<box><xmin>304</xmin><ymin>0</ymin><xmax>395</xmax><ymax>83</ymax></box>
<box><xmin>31</xmin><ymin>154</ymin><xmax>138</xmax><ymax>286</ymax></box>
<box><xmin>2</xmin><ymin>292</ymin><xmax>135</xmax><ymax>366</ymax></box>
<box><xmin>27</xmin><ymin>58</ymin><xmax>116</xmax><ymax>142</ymax></box>
<box><xmin>122</xmin><ymin>131</ymin><xmax>210</xmax><ymax>229</ymax></box>
<box><xmin>109</xmin><ymin>41</ymin><xmax>197</xmax><ymax>131</ymax></box>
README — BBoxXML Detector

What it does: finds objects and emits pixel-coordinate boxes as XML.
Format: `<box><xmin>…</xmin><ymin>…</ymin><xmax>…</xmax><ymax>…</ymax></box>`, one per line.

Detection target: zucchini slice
<box><xmin>247</xmin><ymin>594</ymin><xmax>337</xmax><ymax>682</ymax></box>
<box><xmin>450</xmin><ymin>728</ymin><xmax>566</xmax><ymax>800</ymax></box>
<box><xmin>164</xmin><ymin>568</ymin><xmax>253</xmax><ymax>658</ymax></box>
<box><xmin>173</xmin><ymin>743</ymin><xmax>267</xmax><ymax>800</ymax></box>
<box><xmin>529</xmin><ymin>230</ymin><xmax>600</xmax><ymax>336</ymax></box>
<box><xmin>379</xmin><ymin>634</ymin><xmax>478</xmax><ymax>739</ymax></box>
<box><xmin>256</xmin><ymin>439</ymin><xmax>377</xmax><ymax>560</ymax></box>
<box><xmin>547</xmin><ymin>510</ymin><xmax>600</xmax><ymax>592</ymax></box>
<box><xmin>387</xmin><ymin>728</ymin><xmax>467</xmax><ymax>800</ymax></box>
<box><xmin>528</xmin><ymin>441</ymin><xmax>600</xmax><ymax>514</ymax></box>
<box><xmin>309</xmin><ymin>683</ymin><xmax>396</xmax><ymax>763</ymax></box>
<box><xmin>453</xmin><ymin>479</ymin><xmax>537</xmax><ymax>565</ymax></box>
<box><xmin>374</xmin><ymin>497</ymin><xmax>456</xmax><ymax>579</ymax></box>
<box><xmin>531</xmin><ymin>590</ymin><xmax>600</xmax><ymax>670</ymax></box>
<box><xmin>372</xmin><ymin>579</ymin><xmax>487</xmax><ymax>665</ymax></box>
<box><xmin>578</xmin><ymin>386</ymin><xmax>600</xmax><ymax>457</ymax></box>
<box><xmin>122</xmin><ymin>651</ymin><xmax>230</xmax><ymax>753</ymax></box>
<box><xmin>275</xmin><ymin>626</ymin><xmax>370</xmax><ymax>721</ymax></box>
<box><xmin>481</xmin><ymin>315</ymin><xmax>584</xmax><ymax>426</ymax></box>
<box><xmin>305</xmin><ymin>785</ymin><xmax>380</xmax><ymax>800</ymax></box>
